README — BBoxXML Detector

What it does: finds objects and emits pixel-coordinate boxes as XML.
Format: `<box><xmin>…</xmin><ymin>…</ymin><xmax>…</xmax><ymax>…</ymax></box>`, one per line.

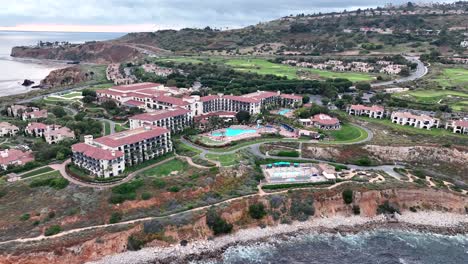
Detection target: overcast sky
<box><xmin>0</xmin><ymin>0</ymin><xmax>459</xmax><ymax>32</ymax></box>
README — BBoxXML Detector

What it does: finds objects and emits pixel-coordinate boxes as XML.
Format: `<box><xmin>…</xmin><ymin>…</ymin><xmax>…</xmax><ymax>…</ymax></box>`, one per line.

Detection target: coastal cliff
<box><xmin>0</xmin><ymin>187</ymin><xmax>466</xmax><ymax>264</ymax></box>
<box><xmin>11</xmin><ymin>42</ymin><xmax>143</xmax><ymax>64</ymax></box>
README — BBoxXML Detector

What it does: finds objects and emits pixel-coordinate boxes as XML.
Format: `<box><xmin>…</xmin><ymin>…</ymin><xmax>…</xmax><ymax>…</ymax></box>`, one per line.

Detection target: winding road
<box><xmin>371</xmin><ymin>56</ymin><xmax>428</xmax><ymax>87</ymax></box>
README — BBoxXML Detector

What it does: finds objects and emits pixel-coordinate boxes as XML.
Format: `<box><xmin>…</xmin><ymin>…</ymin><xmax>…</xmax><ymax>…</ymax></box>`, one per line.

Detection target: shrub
<box><xmin>29</xmin><ymin>177</ymin><xmax>69</xmax><ymax>190</ymax></box>
<box><xmin>20</xmin><ymin>213</ymin><xmax>30</xmax><ymax>221</ymax></box>
<box><xmin>48</xmin><ymin>211</ymin><xmax>56</xmax><ymax>219</ymax></box>
<box><xmin>290</xmin><ymin>196</ymin><xmax>315</xmax><ymax>221</ymax></box>
<box><xmin>269</xmin><ymin>195</ymin><xmax>284</xmax><ymax>209</ymax></box>
<box><xmin>249</xmin><ymin>203</ymin><xmax>267</xmax><ymax>219</ymax></box>
<box><xmin>167</xmin><ymin>186</ymin><xmax>180</xmax><ymax>193</ymax></box>
<box><xmin>412</xmin><ymin>169</ymin><xmax>425</xmax><ymax>178</ymax></box>
<box><xmin>352</xmin><ymin>205</ymin><xmax>361</xmax><ymax>215</ymax></box>
<box><xmin>153</xmin><ymin>178</ymin><xmax>166</xmax><ymax>189</ymax></box>
<box><xmin>354</xmin><ymin>156</ymin><xmax>372</xmax><ymax>166</ymax></box>
<box><xmin>377</xmin><ymin>201</ymin><xmax>400</xmax><ymax>215</ymax></box>
<box><xmin>276</xmin><ymin>151</ymin><xmax>300</xmax><ymax>158</ymax></box>
<box><xmin>141</xmin><ymin>192</ymin><xmax>152</xmax><ymax>200</ymax></box>
<box><xmin>33</xmin><ymin>220</ymin><xmax>40</xmax><ymax>226</ymax></box>
<box><xmin>127</xmin><ymin>235</ymin><xmax>145</xmax><ymax>251</ymax></box>
<box><xmin>109</xmin><ymin>179</ymin><xmax>143</xmax><ymax>204</ymax></box>
<box><xmin>109</xmin><ymin>212</ymin><xmax>123</xmax><ymax>224</ymax></box>
<box><xmin>342</xmin><ymin>189</ymin><xmax>353</xmax><ymax>204</ymax></box>
<box><xmin>44</xmin><ymin>225</ymin><xmax>61</xmax><ymax>236</ymax></box>
<box><xmin>206</xmin><ymin>209</ymin><xmax>233</xmax><ymax>235</ymax></box>
<box><xmin>0</xmin><ymin>189</ymin><xmax>6</xmax><ymax>198</ymax></box>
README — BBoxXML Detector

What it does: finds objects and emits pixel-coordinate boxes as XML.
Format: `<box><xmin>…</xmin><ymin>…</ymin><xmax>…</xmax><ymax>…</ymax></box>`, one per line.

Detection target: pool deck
<box><xmin>205</xmin><ymin>125</ymin><xmax>278</xmax><ymax>143</ymax></box>
<box><xmin>272</xmin><ymin>108</ymin><xmax>295</xmax><ymax>118</ymax></box>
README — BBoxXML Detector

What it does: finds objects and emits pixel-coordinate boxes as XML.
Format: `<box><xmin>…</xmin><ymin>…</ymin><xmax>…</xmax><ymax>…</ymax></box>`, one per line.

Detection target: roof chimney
<box><xmin>111</xmin><ymin>150</ymin><xmax>116</xmax><ymax>157</ymax></box>
<box><xmin>144</xmin><ymin>126</ymin><xmax>151</xmax><ymax>131</ymax></box>
<box><xmin>84</xmin><ymin>135</ymin><xmax>94</xmax><ymax>145</ymax></box>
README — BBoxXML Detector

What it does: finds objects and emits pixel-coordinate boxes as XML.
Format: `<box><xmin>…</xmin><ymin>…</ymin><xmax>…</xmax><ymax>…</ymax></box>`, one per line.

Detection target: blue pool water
<box><xmin>212</xmin><ymin>128</ymin><xmax>257</xmax><ymax>137</ymax></box>
<box><xmin>278</xmin><ymin>109</ymin><xmax>292</xmax><ymax>115</ymax></box>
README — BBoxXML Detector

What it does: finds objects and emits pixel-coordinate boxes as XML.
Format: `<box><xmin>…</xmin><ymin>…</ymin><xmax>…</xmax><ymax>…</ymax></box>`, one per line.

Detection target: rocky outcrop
<box><xmin>40</xmin><ymin>66</ymin><xmax>88</xmax><ymax>88</ymax></box>
<box><xmin>11</xmin><ymin>42</ymin><xmax>144</xmax><ymax>64</ymax></box>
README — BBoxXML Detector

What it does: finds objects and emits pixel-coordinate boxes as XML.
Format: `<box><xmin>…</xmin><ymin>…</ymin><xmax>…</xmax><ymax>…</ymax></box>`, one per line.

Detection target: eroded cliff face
<box><xmin>40</xmin><ymin>66</ymin><xmax>88</xmax><ymax>87</ymax></box>
<box><xmin>303</xmin><ymin>144</ymin><xmax>468</xmax><ymax>180</ymax></box>
<box><xmin>11</xmin><ymin>42</ymin><xmax>143</xmax><ymax>64</ymax></box>
<box><xmin>0</xmin><ymin>187</ymin><xmax>465</xmax><ymax>264</ymax></box>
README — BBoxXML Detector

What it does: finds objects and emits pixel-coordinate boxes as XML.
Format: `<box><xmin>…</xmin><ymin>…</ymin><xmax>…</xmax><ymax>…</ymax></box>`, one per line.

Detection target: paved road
<box><xmin>50</xmin><ymin>157</ymin><xmax>176</xmax><ymax>189</ymax></box>
<box><xmin>92</xmin><ymin>118</ymin><xmax>116</xmax><ymax>134</ymax></box>
<box><xmin>180</xmin><ymin>128</ymin><xmax>402</xmax><ymax>180</ymax></box>
<box><xmin>371</xmin><ymin>56</ymin><xmax>428</xmax><ymax>88</ymax></box>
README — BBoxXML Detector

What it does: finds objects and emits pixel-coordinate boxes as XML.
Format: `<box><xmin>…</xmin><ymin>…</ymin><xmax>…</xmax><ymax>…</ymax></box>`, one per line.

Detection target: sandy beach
<box><xmin>88</xmin><ymin>211</ymin><xmax>468</xmax><ymax>264</ymax></box>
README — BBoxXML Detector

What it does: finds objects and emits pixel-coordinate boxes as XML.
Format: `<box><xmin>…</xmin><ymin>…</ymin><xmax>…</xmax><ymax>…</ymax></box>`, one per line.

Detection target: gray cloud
<box><xmin>0</xmin><ymin>0</ymin><xmax>460</xmax><ymax>30</ymax></box>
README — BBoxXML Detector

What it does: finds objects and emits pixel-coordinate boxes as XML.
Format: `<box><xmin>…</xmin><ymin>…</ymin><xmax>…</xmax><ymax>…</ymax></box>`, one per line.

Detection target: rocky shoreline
<box><xmin>89</xmin><ymin>212</ymin><xmax>468</xmax><ymax>264</ymax></box>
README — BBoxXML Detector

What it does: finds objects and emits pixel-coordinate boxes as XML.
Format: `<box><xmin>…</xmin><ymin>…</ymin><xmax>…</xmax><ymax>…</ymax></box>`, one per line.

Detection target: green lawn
<box><xmin>115</xmin><ymin>123</ymin><xmax>128</xmax><ymax>133</ymax></box>
<box><xmin>20</xmin><ymin>167</ymin><xmax>55</xmax><ymax>178</ymax></box>
<box><xmin>61</xmin><ymin>92</ymin><xmax>83</xmax><ymax>99</ymax></box>
<box><xmin>103</xmin><ymin>121</ymin><xmax>111</xmax><ymax>135</ymax></box>
<box><xmin>355</xmin><ymin>116</ymin><xmax>466</xmax><ymax>138</ymax></box>
<box><xmin>224</xmin><ymin>58</ymin><xmax>374</xmax><ymax>82</ymax></box>
<box><xmin>434</xmin><ymin>68</ymin><xmax>468</xmax><ymax>88</ymax></box>
<box><xmin>325</xmin><ymin>124</ymin><xmax>368</xmax><ymax>143</ymax></box>
<box><xmin>138</xmin><ymin>159</ymin><xmax>188</xmax><ymax>177</ymax></box>
<box><xmin>206</xmin><ymin>153</ymin><xmax>239</xmax><ymax>166</ymax></box>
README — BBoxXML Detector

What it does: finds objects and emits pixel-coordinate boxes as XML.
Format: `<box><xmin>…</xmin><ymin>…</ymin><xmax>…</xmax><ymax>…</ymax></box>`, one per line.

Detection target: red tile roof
<box><xmin>392</xmin><ymin>112</ymin><xmax>435</xmax><ymax>122</ymax></box>
<box><xmin>224</xmin><ymin>95</ymin><xmax>259</xmax><ymax>103</ymax></box>
<box><xmin>243</xmin><ymin>91</ymin><xmax>278</xmax><ymax>100</ymax></box>
<box><xmin>195</xmin><ymin>111</ymin><xmax>236</xmax><ymax>121</ymax></box>
<box><xmin>130</xmin><ymin>108</ymin><xmax>190</xmax><ymax>122</ymax></box>
<box><xmin>152</xmin><ymin>95</ymin><xmax>189</xmax><ymax>106</ymax></box>
<box><xmin>454</xmin><ymin>120</ymin><xmax>468</xmax><ymax>128</ymax></box>
<box><xmin>25</xmin><ymin>110</ymin><xmax>48</xmax><ymax>118</ymax></box>
<box><xmin>280</xmin><ymin>94</ymin><xmax>302</xmax><ymax>100</ymax></box>
<box><xmin>111</xmin><ymin>82</ymin><xmax>161</xmax><ymax>92</ymax></box>
<box><xmin>200</xmin><ymin>95</ymin><xmax>220</xmax><ymax>102</ymax></box>
<box><xmin>72</xmin><ymin>143</ymin><xmax>124</xmax><ymax>160</ymax></box>
<box><xmin>350</xmin><ymin>104</ymin><xmax>384</xmax><ymax>112</ymax></box>
<box><xmin>124</xmin><ymin>100</ymin><xmax>146</xmax><ymax>107</ymax></box>
<box><xmin>0</xmin><ymin>122</ymin><xmax>19</xmax><ymax>130</ymax></box>
<box><xmin>0</xmin><ymin>149</ymin><xmax>34</xmax><ymax>166</ymax></box>
<box><xmin>311</xmin><ymin>114</ymin><xmax>340</xmax><ymax>125</ymax></box>
<box><xmin>96</xmin><ymin>89</ymin><xmax>127</xmax><ymax>97</ymax></box>
<box><xmin>26</xmin><ymin>122</ymin><xmax>47</xmax><ymax>131</ymax></box>
<box><xmin>95</xmin><ymin>126</ymin><xmax>169</xmax><ymax>148</ymax></box>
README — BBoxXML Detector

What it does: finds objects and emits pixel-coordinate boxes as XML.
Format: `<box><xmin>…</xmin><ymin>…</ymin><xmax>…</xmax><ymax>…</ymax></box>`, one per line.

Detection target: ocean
<box><xmin>195</xmin><ymin>230</ymin><xmax>468</xmax><ymax>264</ymax></box>
<box><xmin>0</xmin><ymin>31</ymin><xmax>125</xmax><ymax>97</ymax></box>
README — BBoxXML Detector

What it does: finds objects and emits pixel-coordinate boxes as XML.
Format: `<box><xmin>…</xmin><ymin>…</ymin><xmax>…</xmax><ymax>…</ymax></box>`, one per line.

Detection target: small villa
<box><xmin>300</xmin><ymin>114</ymin><xmax>341</xmax><ymax>130</ymax></box>
<box><xmin>25</xmin><ymin>123</ymin><xmax>75</xmax><ymax>144</ymax></box>
<box><xmin>0</xmin><ymin>122</ymin><xmax>19</xmax><ymax>137</ymax></box>
<box><xmin>0</xmin><ymin>149</ymin><xmax>34</xmax><ymax>170</ymax></box>
<box><xmin>347</xmin><ymin>104</ymin><xmax>385</xmax><ymax>119</ymax></box>
<box><xmin>446</xmin><ymin>119</ymin><xmax>468</xmax><ymax>134</ymax></box>
<box><xmin>22</xmin><ymin>109</ymin><xmax>48</xmax><ymax>121</ymax></box>
<box><xmin>391</xmin><ymin>112</ymin><xmax>440</xmax><ymax>130</ymax></box>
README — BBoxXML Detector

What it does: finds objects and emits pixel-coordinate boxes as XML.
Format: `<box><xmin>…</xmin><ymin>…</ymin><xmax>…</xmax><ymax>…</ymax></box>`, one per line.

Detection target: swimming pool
<box><xmin>212</xmin><ymin>128</ymin><xmax>257</xmax><ymax>137</ymax></box>
<box><xmin>278</xmin><ymin>109</ymin><xmax>292</xmax><ymax>115</ymax></box>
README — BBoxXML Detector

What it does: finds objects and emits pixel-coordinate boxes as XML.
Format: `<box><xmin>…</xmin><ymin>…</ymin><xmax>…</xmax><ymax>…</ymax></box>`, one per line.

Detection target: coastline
<box><xmin>88</xmin><ymin>211</ymin><xmax>468</xmax><ymax>264</ymax></box>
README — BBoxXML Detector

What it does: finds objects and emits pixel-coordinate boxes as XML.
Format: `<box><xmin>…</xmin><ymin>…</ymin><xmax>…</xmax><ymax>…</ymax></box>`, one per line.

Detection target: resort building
<box><xmin>446</xmin><ymin>119</ymin><xmax>468</xmax><ymax>134</ymax></box>
<box><xmin>300</xmin><ymin>114</ymin><xmax>341</xmax><ymax>130</ymax></box>
<box><xmin>317</xmin><ymin>163</ymin><xmax>337</xmax><ymax>180</ymax></box>
<box><xmin>347</xmin><ymin>104</ymin><xmax>385</xmax><ymax>118</ymax></box>
<box><xmin>71</xmin><ymin>141</ymin><xmax>125</xmax><ymax>178</ymax></box>
<box><xmin>25</xmin><ymin>123</ymin><xmax>75</xmax><ymax>144</ymax></box>
<box><xmin>129</xmin><ymin>107</ymin><xmax>193</xmax><ymax>133</ymax></box>
<box><xmin>391</xmin><ymin>112</ymin><xmax>440</xmax><ymax>130</ymax></box>
<box><xmin>194</xmin><ymin>111</ymin><xmax>237</xmax><ymax>131</ymax></box>
<box><xmin>0</xmin><ymin>122</ymin><xmax>19</xmax><ymax>137</ymax></box>
<box><xmin>0</xmin><ymin>149</ymin><xmax>34</xmax><ymax>170</ymax></box>
<box><xmin>71</xmin><ymin>126</ymin><xmax>172</xmax><ymax>177</ymax></box>
<box><xmin>7</xmin><ymin>105</ymin><xmax>32</xmax><ymax>117</ymax></box>
<box><xmin>22</xmin><ymin>109</ymin><xmax>48</xmax><ymax>121</ymax></box>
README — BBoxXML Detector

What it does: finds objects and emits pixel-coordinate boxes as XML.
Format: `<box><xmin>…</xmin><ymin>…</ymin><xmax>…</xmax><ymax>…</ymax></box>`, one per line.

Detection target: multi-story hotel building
<box><xmin>129</xmin><ymin>107</ymin><xmax>193</xmax><ymax>133</ymax></box>
<box><xmin>347</xmin><ymin>104</ymin><xmax>385</xmax><ymax>118</ymax></box>
<box><xmin>71</xmin><ymin>126</ymin><xmax>172</xmax><ymax>177</ymax></box>
<box><xmin>391</xmin><ymin>112</ymin><xmax>440</xmax><ymax>130</ymax></box>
